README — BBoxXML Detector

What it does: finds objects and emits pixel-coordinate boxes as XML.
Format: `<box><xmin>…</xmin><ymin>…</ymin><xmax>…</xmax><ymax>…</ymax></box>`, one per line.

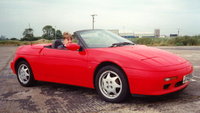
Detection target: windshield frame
<box><xmin>75</xmin><ymin>29</ymin><xmax>134</xmax><ymax>49</ymax></box>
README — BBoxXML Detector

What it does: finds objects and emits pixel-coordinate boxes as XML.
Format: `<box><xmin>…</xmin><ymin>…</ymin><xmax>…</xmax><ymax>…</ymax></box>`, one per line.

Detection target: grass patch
<box><xmin>0</xmin><ymin>39</ymin><xmax>52</xmax><ymax>46</ymax></box>
<box><xmin>129</xmin><ymin>36</ymin><xmax>200</xmax><ymax>46</ymax></box>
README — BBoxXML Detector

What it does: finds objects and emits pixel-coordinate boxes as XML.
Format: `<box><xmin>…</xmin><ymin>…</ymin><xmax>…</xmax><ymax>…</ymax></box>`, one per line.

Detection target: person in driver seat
<box><xmin>63</xmin><ymin>32</ymin><xmax>72</xmax><ymax>46</ymax></box>
<box><xmin>53</xmin><ymin>32</ymin><xmax>72</xmax><ymax>49</ymax></box>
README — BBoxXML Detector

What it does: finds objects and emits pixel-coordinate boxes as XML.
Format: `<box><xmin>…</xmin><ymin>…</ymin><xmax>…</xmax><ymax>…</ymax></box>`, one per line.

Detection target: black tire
<box><xmin>95</xmin><ymin>65</ymin><xmax>129</xmax><ymax>103</ymax></box>
<box><xmin>16</xmin><ymin>60</ymin><xmax>35</xmax><ymax>87</ymax></box>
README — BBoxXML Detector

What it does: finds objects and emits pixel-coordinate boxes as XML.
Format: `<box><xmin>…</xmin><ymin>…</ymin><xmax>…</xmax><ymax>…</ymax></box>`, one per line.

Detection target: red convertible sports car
<box><xmin>10</xmin><ymin>29</ymin><xmax>193</xmax><ymax>102</ymax></box>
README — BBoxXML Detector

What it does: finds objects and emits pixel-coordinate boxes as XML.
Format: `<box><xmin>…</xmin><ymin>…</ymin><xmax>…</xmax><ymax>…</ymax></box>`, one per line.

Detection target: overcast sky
<box><xmin>1</xmin><ymin>0</ymin><xmax>200</xmax><ymax>38</ymax></box>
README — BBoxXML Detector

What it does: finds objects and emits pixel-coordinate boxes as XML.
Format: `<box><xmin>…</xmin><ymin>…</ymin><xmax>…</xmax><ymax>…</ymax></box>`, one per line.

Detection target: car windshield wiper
<box><xmin>110</xmin><ymin>42</ymin><xmax>134</xmax><ymax>47</ymax></box>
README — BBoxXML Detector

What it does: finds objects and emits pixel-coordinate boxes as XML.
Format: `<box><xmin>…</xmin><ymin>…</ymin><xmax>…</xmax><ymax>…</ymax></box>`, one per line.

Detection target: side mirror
<box><xmin>66</xmin><ymin>43</ymin><xmax>80</xmax><ymax>51</ymax></box>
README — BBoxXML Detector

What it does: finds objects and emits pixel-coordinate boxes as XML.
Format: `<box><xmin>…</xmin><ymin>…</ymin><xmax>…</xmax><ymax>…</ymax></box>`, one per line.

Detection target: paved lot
<box><xmin>0</xmin><ymin>46</ymin><xmax>200</xmax><ymax>113</ymax></box>
<box><xmin>0</xmin><ymin>46</ymin><xmax>16</xmax><ymax>72</ymax></box>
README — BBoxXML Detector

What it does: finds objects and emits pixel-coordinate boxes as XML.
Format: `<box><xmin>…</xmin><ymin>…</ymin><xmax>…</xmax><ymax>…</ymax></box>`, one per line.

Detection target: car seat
<box><xmin>52</xmin><ymin>39</ymin><xmax>64</xmax><ymax>48</ymax></box>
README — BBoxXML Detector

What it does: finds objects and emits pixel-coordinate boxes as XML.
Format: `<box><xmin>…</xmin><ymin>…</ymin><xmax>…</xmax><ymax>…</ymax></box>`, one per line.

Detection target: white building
<box><xmin>134</xmin><ymin>32</ymin><xmax>155</xmax><ymax>38</ymax></box>
<box><xmin>154</xmin><ymin>29</ymin><xmax>160</xmax><ymax>38</ymax></box>
<box><xmin>108</xmin><ymin>29</ymin><xmax>161</xmax><ymax>38</ymax></box>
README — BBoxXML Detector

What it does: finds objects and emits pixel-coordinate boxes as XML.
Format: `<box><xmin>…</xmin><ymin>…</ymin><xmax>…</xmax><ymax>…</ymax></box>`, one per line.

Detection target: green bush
<box><xmin>129</xmin><ymin>35</ymin><xmax>200</xmax><ymax>46</ymax></box>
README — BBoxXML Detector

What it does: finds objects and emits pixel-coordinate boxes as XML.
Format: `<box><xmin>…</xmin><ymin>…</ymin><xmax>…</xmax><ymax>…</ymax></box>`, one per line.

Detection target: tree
<box><xmin>55</xmin><ymin>30</ymin><xmax>62</xmax><ymax>39</ymax></box>
<box><xmin>10</xmin><ymin>38</ymin><xmax>18</xmax><ymax>40</ymax></box>
<box><xmin>42</xmin><ymin>25</ymin><xmax>55</xmax><ymax>40</ymax></box>
<box><xmin>21</xmin><ymin>28</ymin><xmax>34</xmax><ymax>41</ymax></box>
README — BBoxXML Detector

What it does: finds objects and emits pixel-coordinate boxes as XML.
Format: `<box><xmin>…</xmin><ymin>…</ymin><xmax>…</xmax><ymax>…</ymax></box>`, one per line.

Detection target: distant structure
<box><xmin>109</xmin><ymin>29</ymin><xmax>162</xmax><ymax>38</ymax></box>
<box><xmin>108</xmin><ymin>29</ymin><xmax>119</xmax><ymax>35</ymax></box>
<box><xmin>91</xmin><ymin>14</ymin><xmax>97</xmax><ymax>29</ymax></box>
<box><xmin>154</xmin><ymin>29</ymin><xmax>160</xmax><ymax>38</ymax></box>
<box><xmin>177</xmin><ymin>27</ymin><xmax>180</xmax><ymax>36</ymax></box>
<box><xmin>0</xmin><ymin>35</ymin><xmax>6</xmax><ymax>40</ymax></box>
<box><xmin>160</xmin><ymin>35</ymin><xmax>167</xmax><ymax>38</ymax></box>
<box><xmin>120</xmin><ymin>33</ymin><xmax>135</xmax><ymax>38</ymax></box>
<box><xmin>134</xmin><ymin>32</ymin><xmax>155</xmax><ymax>38</ymax></box>
<box><xmin>108</xmin><ymin>30</ymin><xmax>136</xmax><ymax>38</ymax></box>
<box><xmin>170</xmin><ymin>34</ymin><xmax>178</xmax><ymax>37</ymax></box>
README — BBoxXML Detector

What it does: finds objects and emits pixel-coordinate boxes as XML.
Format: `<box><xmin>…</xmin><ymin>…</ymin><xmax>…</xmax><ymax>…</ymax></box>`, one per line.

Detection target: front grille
<box><xmin>175</xmin><ymin>81</ymin><xmax>183</xmax><ymax>87</ymax></box>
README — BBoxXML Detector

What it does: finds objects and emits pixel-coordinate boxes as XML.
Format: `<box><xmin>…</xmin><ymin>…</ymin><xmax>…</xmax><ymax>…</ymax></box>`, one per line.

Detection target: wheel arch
<box><xmin>93</xmin><ymin>61</ymin><xmax>129</xmax><ymax>88</ymax></box>
<box><xmin>14</xmin><ymin>57</ymin><xmax>29</xmax><ymax>73</ymax></box>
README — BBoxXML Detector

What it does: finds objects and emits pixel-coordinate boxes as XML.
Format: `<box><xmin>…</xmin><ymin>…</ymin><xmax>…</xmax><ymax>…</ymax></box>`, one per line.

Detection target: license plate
<box><xmin>183</xmin><ymin>74</ymin><xmax>192</xmax><ymax>83</ymax></box>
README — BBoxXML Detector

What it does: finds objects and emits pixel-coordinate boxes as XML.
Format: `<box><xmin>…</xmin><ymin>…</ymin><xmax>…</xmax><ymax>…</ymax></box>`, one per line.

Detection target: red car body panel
<box><xmin>11</xmin><ymin>44</ymin><xmax>193</xmax><ymax>95</ymax></box>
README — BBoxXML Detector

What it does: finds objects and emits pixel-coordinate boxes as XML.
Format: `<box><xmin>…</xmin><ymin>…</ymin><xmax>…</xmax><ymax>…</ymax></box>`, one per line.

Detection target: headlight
<box><xmin>164</xmin><ymin>76</ymin><xmax>178</xmax><ymax>81</ymax></box>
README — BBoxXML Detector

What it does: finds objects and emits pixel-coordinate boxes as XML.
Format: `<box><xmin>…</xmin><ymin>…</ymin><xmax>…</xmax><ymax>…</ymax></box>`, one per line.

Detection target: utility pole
<box><xmin>177</xmin><ymin>27</ymin><xmax>180</xmax><ymax>36</ymax></box>
<box><xmin>54</xmin><ymin>26</ymin><xmax>56</xmax><ymax>40</ymax></box>
<box><xmin>91</xmin><ymin>14</ymin><xmax>97</xmax><ymax>29</ymax></box>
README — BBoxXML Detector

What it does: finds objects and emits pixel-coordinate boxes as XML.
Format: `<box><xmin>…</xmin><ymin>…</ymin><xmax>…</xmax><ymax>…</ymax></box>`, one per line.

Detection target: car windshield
<box><xmin>79</xmin><ymin>30</ymin><xmax>134</xmax><ymax>48</ymax></box>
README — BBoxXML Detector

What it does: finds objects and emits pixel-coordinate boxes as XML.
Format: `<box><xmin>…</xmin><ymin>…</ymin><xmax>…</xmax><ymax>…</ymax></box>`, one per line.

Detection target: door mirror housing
<box><xmin>66</xmin><ymin>43</ymin><xmax>80</xmax><ymax>51</ymax></box>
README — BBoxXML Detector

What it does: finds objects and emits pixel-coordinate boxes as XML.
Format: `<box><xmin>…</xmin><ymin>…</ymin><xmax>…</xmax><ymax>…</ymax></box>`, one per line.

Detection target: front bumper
<box><xmin>124</xmin><ymin>65</ymin><xmax>193</xmax><ymax>95</ymax></box>
<box><xmin>10</xmin><ymin>61</ymin><xmax>16</xmax><ymax>74</ymax></box>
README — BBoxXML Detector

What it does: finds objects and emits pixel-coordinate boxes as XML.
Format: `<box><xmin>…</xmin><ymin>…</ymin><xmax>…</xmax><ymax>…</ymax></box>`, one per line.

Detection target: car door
<box><xmin>39</xmin><ymin>47</ymin><xmax>88</xmax><ymax>86</ymax></box>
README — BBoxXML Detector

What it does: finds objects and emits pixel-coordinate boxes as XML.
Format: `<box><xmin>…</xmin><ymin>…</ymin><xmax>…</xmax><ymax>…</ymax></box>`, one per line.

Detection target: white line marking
<box><xmin>191</xmin><ymin>79</ymin><xmax>197</xmax><ymax>82</ymax></box>
<box><xmin>193</xmin><ymin>76</ymin><xmax>200</xmax><ymax>79</ymax></box>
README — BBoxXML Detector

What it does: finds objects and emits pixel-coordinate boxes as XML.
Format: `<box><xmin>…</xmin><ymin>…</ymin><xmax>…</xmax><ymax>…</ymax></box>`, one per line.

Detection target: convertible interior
<box><xmin>44</xmin><ymin>40</ymin><xmax>65</xmax><ymax>49</ymax></box>
<box><xmin>44</xmin><ymin>37</ymin><xmax>80</xmax><ymax>50</ymax></box>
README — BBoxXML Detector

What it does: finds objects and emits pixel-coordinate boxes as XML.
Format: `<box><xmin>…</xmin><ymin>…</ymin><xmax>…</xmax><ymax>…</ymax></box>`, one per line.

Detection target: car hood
<box><xmin>92</xmin><ymin>45</ymin><xmax>188</xmax><ymax>69</ymax></box>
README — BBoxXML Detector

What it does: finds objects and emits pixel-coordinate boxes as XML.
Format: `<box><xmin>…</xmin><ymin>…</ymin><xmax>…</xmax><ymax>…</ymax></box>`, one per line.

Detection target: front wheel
<box><xmin>95</xmin><ymin>65</ymin><xmax>129</xmax><ymax>102</ymax></box>
<box><xmin>16</xmin><ymin>61</ymin><xmax>35</xmax><ymax>87</ymax></box>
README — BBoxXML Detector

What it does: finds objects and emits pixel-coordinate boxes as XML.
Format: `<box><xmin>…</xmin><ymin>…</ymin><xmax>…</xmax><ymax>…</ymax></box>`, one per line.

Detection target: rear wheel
<box><xmin>95</xmin><ymin>65</ymin><xmax>129</xmax><ymax>102</ymax></box>
<box><xmin>16</xmin><ymin>61</ymin><xmax>35</xmax><ymax>87</ymax></box>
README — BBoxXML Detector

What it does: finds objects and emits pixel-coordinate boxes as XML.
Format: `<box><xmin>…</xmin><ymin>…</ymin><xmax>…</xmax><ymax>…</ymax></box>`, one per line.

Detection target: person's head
<box><xmin>63</xmin><ymin>32</ymin><xmax>72</xmax><ymax>41</ymax></box>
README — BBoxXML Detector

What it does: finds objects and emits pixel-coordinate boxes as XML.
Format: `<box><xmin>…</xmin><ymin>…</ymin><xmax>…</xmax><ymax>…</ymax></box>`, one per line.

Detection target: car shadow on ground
<box><xmin>127</xmin><ymin>90</ymin><xmax>186</xmax><ymax>103</ymax></box>
<box><xmin>33</xmin><ymin>81</ymin><xmax>192</xmax><ymax>104</ymax></box>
